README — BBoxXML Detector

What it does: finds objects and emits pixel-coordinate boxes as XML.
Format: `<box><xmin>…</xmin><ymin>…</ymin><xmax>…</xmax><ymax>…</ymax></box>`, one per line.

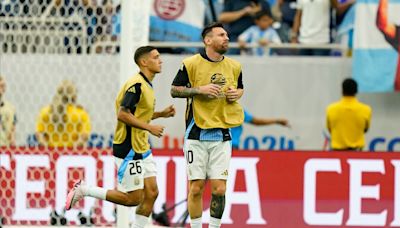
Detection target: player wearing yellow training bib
<box><xmin>171</xmin><ymin>22</ymin><xmax>244</xmax><ymax>228</ymax></box>
<box><xmin>66</xmin><ymin>46</ymin><xmax>175</xmax><ymax>228</ymax></box>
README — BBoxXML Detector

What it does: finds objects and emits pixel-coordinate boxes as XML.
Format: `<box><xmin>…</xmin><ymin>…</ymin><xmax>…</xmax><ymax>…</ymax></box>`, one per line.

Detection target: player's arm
<box><xmin>376</xmin><ymin>0</ymin><xmax>396</xmax><ymax>38</ymax></box>
<box><xmin>170</xmin><ymin>64</ymin><xmax>221</xmax><ymax>98</ymax></box>
<box><xmin>118</xmin><ymin>84</ymin><xmax>164</xmax><ymax>137</ymax></box>
<box><xmin>152</xmin><ymin>105</ymin><xmax>176</xmax><ymax>119</ymax></box>
<box><xmin>251</xmin><ymin>117</ymin><xmax>290</xmax><ymax>127</ymax></box>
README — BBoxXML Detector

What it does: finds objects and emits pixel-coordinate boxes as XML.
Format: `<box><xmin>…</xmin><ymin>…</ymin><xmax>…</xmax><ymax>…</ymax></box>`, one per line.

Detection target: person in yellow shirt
<box><xmin>326</xmin><ymin>78</ymin><xmax>372</xmax><ymax>151</ymax></box>
<box><xmin>0</xmin><ymin>76</ymin><xmax>17</xmax><ymax>147</ymax></box>
<box><xmin>36</xmin><ymin>80</ymin><xmax>91</xmax><ymax>148</ymax></box>
<box><xmin>171</xmin><ymin>22</ymin><xmax>244</xmax><ymax>228</ymax></box>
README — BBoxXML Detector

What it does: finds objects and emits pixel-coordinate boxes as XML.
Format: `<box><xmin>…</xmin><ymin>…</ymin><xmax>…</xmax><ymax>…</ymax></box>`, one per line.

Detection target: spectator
<box><xmin>238</xmin><ymin>10</ymin><xmax>282</xmax><ymax>56</ymax></box>
<box><xmin>0</xmin><ymin>76</ymin><xmax>17</xmax><ymax>147</ymax></box>
<box><xmin>271</xmin><ymin>0</ymin><xmax>297</xmax><ymax>42</ymax></box>
<box><xmin>219</xmin><ymin>0</ymin><xmax>272</xmax><ymax>54</ymax></box>
<box><xmin>326</xmin><ymin>78</ymin><xmax>372</xmax><ymax>151</ymax></box>
<box><xmin>290</xmin><ymin>0</ymin><xmax>354</xmax><ymax>56</ymax></box>
<box><xmin>231</xmin><ymin>109</ymin><xmax>289</xmax><ymax>149</ymax></box>
<box><xmin>36</xmin><ymin>80</ymin><xmax>91</xmax><ymax>148</ymax></box>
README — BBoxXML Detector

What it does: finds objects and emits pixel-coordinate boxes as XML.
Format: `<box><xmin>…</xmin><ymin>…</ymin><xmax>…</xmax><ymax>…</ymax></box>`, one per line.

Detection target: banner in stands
<box><xmin>149</xmin><ymin>0</ymin><xmax>205</xmax><ymax>48</ymax></box>
<box><xmin>1</xmin><ymin>148</ymin><xmax>400</xmax><ymax>227</ymax></box>
<box><xmin>353</xmin><ymin>0</ymin><xmax>400</xmax><ymax>92</ymax></box>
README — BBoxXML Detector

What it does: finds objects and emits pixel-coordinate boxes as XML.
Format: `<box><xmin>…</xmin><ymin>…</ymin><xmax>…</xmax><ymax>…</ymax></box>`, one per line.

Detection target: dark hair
<box><xmin>254</xmin><ymin>10</ymin><xmax>273</xmax><ymax>20</ymax></box>
<box><xmin>134</xmin><ymin>46</ymin><xmax>157</xmax><ymax>65</ymax></box>
<box><xmin>342</xmin><ymin>78</ymin><xmax>358</xmax><ymax>96</ymax></box>
<box><xmin>201</xmin><ymin>22</ymin><xmax>225</xmax><ymax>40</ymax></box>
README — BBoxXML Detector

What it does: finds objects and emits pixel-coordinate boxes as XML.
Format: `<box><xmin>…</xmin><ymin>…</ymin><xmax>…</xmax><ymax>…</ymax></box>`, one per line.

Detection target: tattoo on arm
<box><xmin>171</xmin><ymin>86</ymin><xmax>200</xmax><ymax>98</ymax></box>
<box><xmin>210</xmin><ymin>194</ymin><xmax>225</xmax><ymax>219</ymax></box>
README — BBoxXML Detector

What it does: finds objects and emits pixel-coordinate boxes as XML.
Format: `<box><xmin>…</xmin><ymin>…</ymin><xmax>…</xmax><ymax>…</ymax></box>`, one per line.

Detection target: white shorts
<box><xmin>183</xmin><ymin>140</ymin><xmax>232</xmax><ymax>180</ymax></box>
<box><xmin>114</xmin><ymin>149</ymin><xmax>157</xmax><ymax>192</ymax></box>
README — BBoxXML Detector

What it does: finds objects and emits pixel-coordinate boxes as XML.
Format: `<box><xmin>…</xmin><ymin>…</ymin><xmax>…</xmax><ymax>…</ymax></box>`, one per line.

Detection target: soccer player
<box><xmin>170</xmin><ymin>22</ymin><xmax>244</xmax><ymax>228</ymax></box>
<box><xmin>65</xmin><ymin>46</ymin><xmax>176</xmax><ymax>228</ymax></box>
<box><xmin>376</xmin><ymin>0</ymin><xmax>400</xmax><ymax>91</ymax></box>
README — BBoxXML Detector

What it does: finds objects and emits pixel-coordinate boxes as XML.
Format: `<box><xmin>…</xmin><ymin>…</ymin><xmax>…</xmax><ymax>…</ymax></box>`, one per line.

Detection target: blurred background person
<box><xmin>232</xmin><ymin>109</ymin><xmax>290</xmax><ymax>149</ymax></box>
<box><xmin>36</xmin><ymin>80</ymin><xmax>91</xmax><ymax>148</ymax></box>
<box><xmin>291</xmin><ymin>0</ymin><xmax>354</xmax><ymax>56</ymax></box>
<box><xmin>0</xmin><ymin>76</ymin><xmax>17</xmax><ymax>147</ymax></box>
<box><xmin>238</xmin><ymin>10</ymin><xmax>282</xmax><ymax>56</ymax></box>
<box><xmin>326</xmin><ymin>78</ymin><xmax>372</xmax><ymax>151</ymax></box>
<box><xmin>219</xmin><ymin>0</ymin><xmax>272</xmax><ymax>54</ymax></box>
<box><xmin>272</xmin><ymin>0</ymin><xmax>297</xmax><ymax>43</ymax></box>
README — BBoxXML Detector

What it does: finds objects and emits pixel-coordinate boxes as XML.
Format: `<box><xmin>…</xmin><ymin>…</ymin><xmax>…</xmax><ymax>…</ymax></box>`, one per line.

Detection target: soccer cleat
<box><xmin>65</xmin><ymin>180</ymin><xmax>85</xmax><ymax>210</ymax></box>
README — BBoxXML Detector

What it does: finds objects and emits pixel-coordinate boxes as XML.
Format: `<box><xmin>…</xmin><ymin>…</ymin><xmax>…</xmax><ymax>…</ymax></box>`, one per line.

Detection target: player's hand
<box><xmin>149</xmin><ymin>125</ymin><xmax>165</xmax><ymax>137</ymax></box>
<box><xmin>276</xmin><ymin>119</ymin><xmax>291</xmax><ymax>128</ymax></box>
<box><xmin>161</xmin><ymin>105</ymin><xmax>176</xmax><ymax>118</ymax></box>
<box><xmin>199</xmin><ymin>84</ymin><xmax>221</xmax><ymax>98</ymax></box>
<box><xmin>225</xmin><ymin>86</ymin><xmax>240</xmax><ymax>102</ymax></box>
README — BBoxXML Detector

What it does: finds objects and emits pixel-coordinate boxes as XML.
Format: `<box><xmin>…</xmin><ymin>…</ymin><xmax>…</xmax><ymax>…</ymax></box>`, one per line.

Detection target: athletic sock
<box><xmin>131</xmin><ymin>214</ymin><xmax>149</xmax><ymax>228</ymax></box>
<box><xmin>209</xmin><ymin>216</ymin><xmax>221</xmax><ymax>228</ymax></box>
<box><xmin>190</xmin><ymin>217</ymin><xmax>202</xmax><ymax>228</ymax></box>
<box><xmin>81</xmin><ymin>185</ymin><xmax>107</xmax><ymax>200</ymax></box>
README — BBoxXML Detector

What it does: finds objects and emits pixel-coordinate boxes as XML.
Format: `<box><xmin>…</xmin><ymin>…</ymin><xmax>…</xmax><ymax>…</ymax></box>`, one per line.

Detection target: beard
<box><xmin>216</xmin><ymin>44</ymin><xmax>228</xmax><ymax>55</ymax></box>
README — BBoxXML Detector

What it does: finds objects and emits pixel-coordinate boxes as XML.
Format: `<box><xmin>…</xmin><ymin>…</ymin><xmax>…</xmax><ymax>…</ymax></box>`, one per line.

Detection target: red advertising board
<box><xmin>1</xmin><ymin>148</ymin><xmax>400</xmax><ymax>227</ymax></box>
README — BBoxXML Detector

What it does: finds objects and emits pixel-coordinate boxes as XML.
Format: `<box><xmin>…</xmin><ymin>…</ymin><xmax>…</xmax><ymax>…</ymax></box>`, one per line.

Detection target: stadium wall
<box><xmin>2</xmin><ymin>55</ymin><xmax>399</xmax><ymax>151</ymax></box>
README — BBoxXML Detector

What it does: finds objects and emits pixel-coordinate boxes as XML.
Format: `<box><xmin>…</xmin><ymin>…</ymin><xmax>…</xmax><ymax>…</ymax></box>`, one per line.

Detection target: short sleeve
<box><xmin>172</xmin><ymin>64</ymin><xmax>190</xmax><ymax>87</ymax></box>
<box><xmin>244</xmin><ymin>110</ymin><xmax>253</xmax><ymax>123</ymax></box>
<box><xmin>121</xmin><ymin>83</ymin><xmax>142</xmax><ymax>113</ymax></box>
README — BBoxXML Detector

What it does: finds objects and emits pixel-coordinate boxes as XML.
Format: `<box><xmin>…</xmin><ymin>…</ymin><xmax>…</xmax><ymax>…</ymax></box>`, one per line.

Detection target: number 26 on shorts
<box><xmin>129</xmin><ymin>160</ymin><xmax>142</xmax><ymax>175</ymax></box>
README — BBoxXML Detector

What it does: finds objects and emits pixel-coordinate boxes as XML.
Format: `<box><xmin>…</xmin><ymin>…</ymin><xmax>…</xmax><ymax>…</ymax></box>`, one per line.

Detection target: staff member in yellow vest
<box><xmin>326</xmin><ymin>78</ymin><xmax>372</xmax><ymax>151</ymax></box>
<box><xmin>171</xmin><ymin>22</ymin><xmax>244</xmax><ymax>228</ymax></box>
<box><xmin>66</xmin><ymin>46</ymin><xmax>176</xmax><ymax>228</ymax></box>
<box><xmin>0</xmin><ymin>76</ymin><xmax>17</xmax><ymax>147</ymax></box>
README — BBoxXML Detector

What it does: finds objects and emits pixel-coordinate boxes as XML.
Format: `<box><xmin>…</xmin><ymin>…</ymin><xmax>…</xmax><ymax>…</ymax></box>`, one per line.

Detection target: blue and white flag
<box><xmin>150</xmin><ymin>0</ymin><xmax>205</xmax><ymax>47</ymax></box>
<box><xmin>353</xmin><ymin>0</ymin><xmax>400</xmax><ymax>92</ymax></box>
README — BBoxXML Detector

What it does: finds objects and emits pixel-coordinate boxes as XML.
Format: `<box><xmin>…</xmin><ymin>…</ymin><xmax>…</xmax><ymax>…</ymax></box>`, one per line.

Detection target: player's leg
<box><xmin>188</xmin><ymin>179</ymin><xmax>206</xmax><ymax>228</ymax></box>
<box><xmin>66</xmin><ymin>151</ymin><xmax>146</xmax><ymax>210</ymax></box>
<box><xmin>207</xmin><ymin>141</ymin><xmax>232</xmax><ymax>228</ymax></box>
<box><xmin>65</xmin><ymin>180</ymin><xmax>144</xmax><ymax>210</ymax></box>
<box><xmin>184</xmin><ymin>139</ymin><xmax>208</xmax><ymax>228</ymax></box>
<box><xmin>209</xmin><ymin>179</ymin><xmax>227</xmax><ymax>228</ymax></box>
<box><xmin>132</xmin><ymin>153</ymin><xmax>159</xmax><ymax>228</ymax></box>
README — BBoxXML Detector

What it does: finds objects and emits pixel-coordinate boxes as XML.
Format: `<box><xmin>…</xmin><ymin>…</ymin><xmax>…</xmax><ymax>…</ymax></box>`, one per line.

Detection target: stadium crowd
<box><xmin>0</xmin><ymin>0</ymin><xmax>355</xmax><ymax>56</ymax></box>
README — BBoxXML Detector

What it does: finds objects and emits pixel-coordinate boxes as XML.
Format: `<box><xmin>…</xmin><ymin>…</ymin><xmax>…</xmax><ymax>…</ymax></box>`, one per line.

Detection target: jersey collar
<box><xmin>139</xmin><ymin>72</ymin><xmax>153</xmax><ymax>87</ymax></box>
<box><xmin>200</xmin><ymin>49</ymin><xmax>224</xmax><ymax>62</ymax></box>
